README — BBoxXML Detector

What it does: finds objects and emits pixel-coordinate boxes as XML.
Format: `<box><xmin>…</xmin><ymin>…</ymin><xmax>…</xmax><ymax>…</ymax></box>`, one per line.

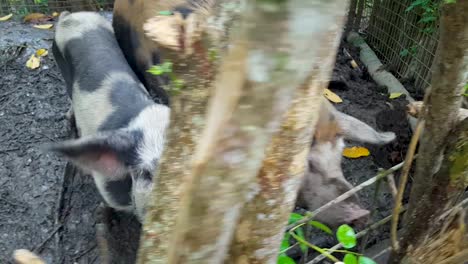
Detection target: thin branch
<box><xmin>287</xmin><ymin>161</ymin><xmax>405</xmax><ymax>231</ymax></box>
<box><xmin>390</xmin><ymin>119</ymin><xmax>424</xmax><ymax>252</ymax></box>
<box><xmin>437</xmin><ymin>197</ymin><xmax>468</xmax><ymax>221</ymax></box>
<box><xmin>386</xmin><ymin>173</ymin><xmax>398</xmax><ymax>199</ymax></box>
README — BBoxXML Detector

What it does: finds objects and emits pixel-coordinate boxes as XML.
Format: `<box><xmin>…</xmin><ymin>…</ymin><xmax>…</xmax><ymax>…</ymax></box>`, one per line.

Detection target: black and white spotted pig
<box><xmin>297</xmin><ymin>99</ymin><xmax>396</xmax><ymax>227</ymax></box>
<box><xmin>49</xmin><ymin>11</ymin><xmax>170</xmax><ymax>222</ymax></box>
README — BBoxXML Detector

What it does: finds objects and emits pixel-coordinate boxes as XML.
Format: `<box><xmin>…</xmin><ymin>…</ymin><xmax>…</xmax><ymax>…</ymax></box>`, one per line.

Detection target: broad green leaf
<box><xmin>344</xmin><ymin>254</ymin><xmax>358</xmax><ymax>264</ymax></box>
<box><xmin>336</xmin><ymin>224</ymin><xmax>357</xmax><ymax>249</ymax></box>
<box><xmin>288</xmin><ymin>213</ymin><xmax>304</xmax><ymax>224</ymax></box>
<box><xmin>158</xmin><ymin>10</ymin><xmax>173</xmax><ymax>16</ymax></box>
<box><xmin>358</xmin><ymin>256</ymin><xmax>377</xmax><ymax>264</ymax></box>
<box><xmin>161</xmin><ymin>61</ymin><xmax>173</xmax><ymax>73</ymax></box>
<box><xmin>280</xmin><ymin>233</ymin><xmax>291</xmax><ymax>252</ymax></box>
<box><xmin>309</xmin><ymin>220</ymin><xmax>333</xmax><ymax>235</ymax></box>
<box><xmin>445</xmin><ymin>0</ymin><xmax>456</xmax><ymax>3</ymax></box>
<box><xmin>277</xmin><ymin>254</ymin><xmax>296</xmax><ymax>264</ymax></box>
<box><xmin>147</xmin><ymin>65</ymin><xmax>164</xmax><ymax>75</ymax></box>
<box><xmin>294</xmin><ymin>227</ymin><xmax>307</xmax><ymax>253</ymax></box>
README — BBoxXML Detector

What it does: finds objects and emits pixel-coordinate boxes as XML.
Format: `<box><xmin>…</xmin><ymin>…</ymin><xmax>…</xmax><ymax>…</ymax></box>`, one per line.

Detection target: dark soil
<box><xmin>0</xmin><ymin>15</ymin><xmax>411</xmax><ymax>263</ymax></box>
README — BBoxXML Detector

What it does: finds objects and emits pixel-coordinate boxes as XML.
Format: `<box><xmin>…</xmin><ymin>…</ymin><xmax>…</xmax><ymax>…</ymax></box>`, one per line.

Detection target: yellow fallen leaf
<box><xmin>389</xmin><ymin>92</ymin><xmax>403</xmax><ymax>99</ymax></box>
<box><xmin>24</xmin><ymin>13</ymin><xmax>46</xmax><ymax>22</ymax></box>
<box><xmin>342</xmin><ymin>146</ymin><xmax>370</xmax><ymax>159</ymax></box>
<box><xmin>33</xmin><ymin>24</ymin><xmax>53</xmax><ymax>29</ymax></box>
<box><xmin>350</xmin><ymin>60</ymin><xmax>358</xmax><ymax>69</ymax></box>
<box><xmin>26</xmin><ymin>54</ymin><xmax>40</xmax><ymax>69</ymax></box>
<box><xmin>324</xmin><ymin>88</ymin><xmax>343</xmax><ymax>103</ymax></box>
<box><xmin>36</xmin><ymin>48</ymin><xmax>48</xmax><ymax>57</ymax></box>
<box><xmin>52</xmin><ymin>12</ymin><xmax>59</xmax><ymax>17</ymax></box>
<box><xmin>0</xmin><ymin>13</ymin><xmax>13</xmax><ymax>21</ymax></box>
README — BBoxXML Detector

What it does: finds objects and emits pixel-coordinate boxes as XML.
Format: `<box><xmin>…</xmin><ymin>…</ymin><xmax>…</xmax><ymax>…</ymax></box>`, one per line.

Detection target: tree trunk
<box><xmin>388</xmin><ymin>1</ymin><xmax>468</xmax><ymax>263</ymax></box>
<box><xmin>227</xmin><ymin>1</ymin><xmax>350</xmax><ymax>263</ymax></box>
<box><xmin>136</xmin><ymin>1</ymin><xmax>221</xmax><ymax>263</ymax></box>
<box><xmin>139</xmin><ymin>0</ymin><xmax>352</xmax><ymax>263</ymax></box>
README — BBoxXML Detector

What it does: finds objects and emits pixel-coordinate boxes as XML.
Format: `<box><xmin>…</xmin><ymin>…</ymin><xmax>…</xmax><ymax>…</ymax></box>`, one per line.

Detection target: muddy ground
<box><xmin>0</xmin><ymin>13</ymin><xmax>411</xmax><ymax>264</ymax></box>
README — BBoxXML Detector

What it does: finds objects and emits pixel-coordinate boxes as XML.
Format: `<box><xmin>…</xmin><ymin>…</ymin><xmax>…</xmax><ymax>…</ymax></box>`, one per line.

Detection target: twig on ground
<box><xmin>386</xmin><ymin>173</ymin><xmax>398</xmax><ymax>198</ymax></box>
<box><xmin>286</xmin><ymin>161</ymin><xmax>405</xmax><ymax>231</ymax></box>
<box><xmin>390</xmin><ymin>120</ymin><xmax>424</xmax><ymax>252</ymax></box>
<box><xmin>407</xmin><ymin>101</ymin><xmax>468</xmax><ymax>122</ymax></box>
<box><xmin>308</xmin><ymin>207</ymin><xmax>408</xmax><ymax>264</ymax></box>
<box><xmin>437</xmin><ymin>197</ymin><xmax>468</xmax><ymax>221</ymax></box>
<box><xmin>72</xmin><ymin>244</ymin><xmax>97</xmax><ymax>262</ymax></box>
<box><xmin>32</xmin><ymin>224</ymin><xmax>63</xmax><ymax>253</ymax></box>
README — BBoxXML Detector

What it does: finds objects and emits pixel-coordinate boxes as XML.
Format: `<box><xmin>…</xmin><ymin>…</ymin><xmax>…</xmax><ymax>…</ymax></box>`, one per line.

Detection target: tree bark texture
<box><xmin>137</xmin><ymin>1</ymin><xmax>222</xmax><ymax>263</ymax></box>
<box><xmin>227</xmin><ymin>1</ymin><xmax>350</xmax><ymax>263</ymax></box>
<box><xmin>166</xmin><ymin>1</ymin><xmax>343</xmax><ymax>262</ymax></box>
<box><xmin>389</xmin><ymin>1</ymin><xmax>468</xmax><ymax>263</ymax></box>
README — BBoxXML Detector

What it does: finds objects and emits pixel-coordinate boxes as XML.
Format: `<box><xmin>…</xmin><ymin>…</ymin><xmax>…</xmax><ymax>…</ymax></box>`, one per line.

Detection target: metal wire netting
<box><xmin>348</xmin><ymin>0</ymin><xmax>440</xmax><ymax>96</ymax></box>
<box><xmin>0</xmin><ymin>0</ymin><xmax>113</xmax><ymax>15</ymax></box>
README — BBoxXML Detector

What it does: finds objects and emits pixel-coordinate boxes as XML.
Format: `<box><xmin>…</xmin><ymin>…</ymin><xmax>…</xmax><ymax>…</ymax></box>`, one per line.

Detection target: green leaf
<box><xmin>294</xmin><ymin>227</ymin><xmax>307</xmax><ymax>253</ymax></box>
<box><xmin>277</xmin><ymin>254</ymin><xmax>296</xmax><ymax>264</ymax></box>
<box><xmin>309</xmin><ymin>221</ymin><xmax>333</xmax><ymax>235</ymax></box>
<box><xmin>173</xmin><ymin>78</ymin><xmax>185</xmax><ymax>89</ymax></box>
<box><xmin>158</xmin><ymin>10</ymin><xmax>173</xmax><ymax>16</ymax></box>
<box><xmin>336</xmin><ymin>224</ymin><xmax>357</xmax><ymax>249</ymax></box>
<box><xmin>405</xmin><ymin>0</ymin><xmax>429</xmax><ymax>12</ymax></box>
<box><xmin>288</xmin><ymin>213</ymin><xmax>304</xmax><ymax>224</ymax></box>
<box><xmin>418</xmin><ymin>16</ymin><xmax>436</xmax><ymax>23</ymax></box>
<box><xmin>444</xmin><ymin>0</ymin><xmax>456</xmax><ymax>4</ymax></box>
<box><xmin>400</xmin><ymin>49</ymin><xmax>409</xmax><ymax>57</ymax></box>
<box><xmin>147</xmin><ymin>65</ymin><xmax>164</xmax><ymax>75</ymax></box>
<box><xmin>344</xmin><ymin>254</ymin><xmax>358</xmax><ymax>264</ymax></box>
<box><xmin>358</xmin><ymin>256</ymin><xmax>377</xmax><ymax>264</ymax></box>
<box><xmin>161</xmin><ymin>61</ymin><xmax>173</xmax><ymax>73</ymax></box>
<box><xmin>280</xmin><ymin>233</ymin><xmax>291</xmax><ymax>252</ymax></box>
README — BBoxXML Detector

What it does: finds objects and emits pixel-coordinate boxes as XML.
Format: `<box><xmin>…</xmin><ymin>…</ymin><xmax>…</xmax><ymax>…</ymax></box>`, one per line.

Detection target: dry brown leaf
<box><xmin>24</xmin><ymin>13</ymin><xmax>47</xmax><ymax>22</ymax></box>
<box><xmin>26</xmin><ymin>54</ymin><xmax>40</xmax><ymax>69</ymax></box>
<box><xmin>33</xmin><ymin>24</ymin><xmax>53</xmax><ymax>29</ymax></box>
<box><xmin>13</xmin><ymin>249</ymin><xmax>45</xmax><ymax>264</ymax></box>
<box><xmin>342</xmin><ymin>146</ymin><xmax>370</xmax><ymax>158</ymax></box>
<box><xmin>324</xmin><ymin>88</ymin><xmax>343</xmax><ymax>103</ymax></box>
<box><xmin>35</xmin><ymin>48</ymin><xmax>48</xmax><ymax>57</ymax></box>
<box><xmin>0</xmin><ymin>13</ymin><xmax>13</xmax><ymax>21</ymax></box>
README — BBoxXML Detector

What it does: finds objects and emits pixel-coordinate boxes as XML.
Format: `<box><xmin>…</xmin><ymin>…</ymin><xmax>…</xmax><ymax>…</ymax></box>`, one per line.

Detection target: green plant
<box><xmin>278</xmin><ymin>213</ymin><xmax>377</xmax><ymax>264</ymax></box>
<box><xmin>147</xmin><ymin>61</ymin><xmax>185</xmax><ymax>95</ymax></box>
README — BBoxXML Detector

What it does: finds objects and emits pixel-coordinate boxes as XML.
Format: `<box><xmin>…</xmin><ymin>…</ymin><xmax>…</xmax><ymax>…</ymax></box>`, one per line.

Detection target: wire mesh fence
<box><xmin>1</xmin><ymin>0</ymin><xmax>439</xmax><ymax>99</ymax></box>
<box><xmin>348</xmin><ymin>0</ymin><xmax>440</xmax><ymax>98</ymax></box>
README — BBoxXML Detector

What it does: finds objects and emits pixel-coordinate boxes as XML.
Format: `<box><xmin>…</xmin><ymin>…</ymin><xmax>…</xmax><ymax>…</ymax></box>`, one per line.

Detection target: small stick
<box><xmin>390</xmin><ymin>119</ymin><xmax>424</xmax><ymax>252</ymax></box>
<box><xmin>437</xmin><ymin>197</ymin><xmax>468</xmax><ymax>221</ymax></box>
<box><xmin>286</xmin><ymin>161</ymin><xmax>405</xmax><ymax>231</ymax></box>
<box><xmin>33</xmin><ymin>224</ymin><xmax>63</xmax><ymax>253</ymax></box>
<box><xmin>386</xmin><ymin>173</ymin><xmax>398</xmax><ymax>198</ymax></box>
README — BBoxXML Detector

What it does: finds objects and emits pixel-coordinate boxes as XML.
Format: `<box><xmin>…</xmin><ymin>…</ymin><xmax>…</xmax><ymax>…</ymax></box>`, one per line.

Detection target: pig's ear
<box><xmin>331</xmin><ymin>108</ymin><xmax>396</xmax><ymax>145</ymax></box>
<box><xmin>45</xmin><ymin>130</ymin><xmax>141</xmax><ymax>178</ymax></box>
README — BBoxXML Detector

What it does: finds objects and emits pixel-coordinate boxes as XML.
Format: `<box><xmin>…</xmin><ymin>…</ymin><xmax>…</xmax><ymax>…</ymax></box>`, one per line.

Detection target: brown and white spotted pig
<box><xmin>296</xmin><ymin>99</ymin><xmax>396</xmax><ymax>228</ymax></box>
